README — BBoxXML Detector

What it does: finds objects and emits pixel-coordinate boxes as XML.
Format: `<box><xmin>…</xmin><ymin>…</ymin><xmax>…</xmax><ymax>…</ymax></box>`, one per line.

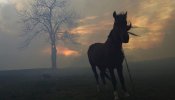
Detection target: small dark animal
<box><xmin>88</xmin><ymin>11</ymin><xmax>137</xmax><ymax>100</ymax></box>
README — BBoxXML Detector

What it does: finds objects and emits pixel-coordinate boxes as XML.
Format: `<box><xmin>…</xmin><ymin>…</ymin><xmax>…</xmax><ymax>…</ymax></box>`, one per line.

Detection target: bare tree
<box><xmin>20</xmin><ymin>0</ymin><xmax>77</xmax><ymax>69</ymax></box>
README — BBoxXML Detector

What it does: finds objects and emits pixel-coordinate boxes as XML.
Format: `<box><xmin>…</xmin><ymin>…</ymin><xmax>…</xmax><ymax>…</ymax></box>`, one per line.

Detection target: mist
<box><xmin>0</xmin><ymin>0</ymin><xmax>174</xmax><ymax>70</ymax></box>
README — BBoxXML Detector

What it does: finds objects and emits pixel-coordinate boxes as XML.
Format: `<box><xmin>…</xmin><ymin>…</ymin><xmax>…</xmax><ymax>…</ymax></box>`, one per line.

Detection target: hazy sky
<box><xmin>0</xmin><ymin>0</ymin><xmax>175</xmax><ymax>70</ymax></box>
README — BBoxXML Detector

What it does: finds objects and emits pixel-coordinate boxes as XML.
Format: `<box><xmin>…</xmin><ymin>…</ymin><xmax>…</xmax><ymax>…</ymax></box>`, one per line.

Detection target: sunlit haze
<box><xmin>0</xmin><ymin>0</ymin><xmax>175</xmax><ymax>70</ymax></box>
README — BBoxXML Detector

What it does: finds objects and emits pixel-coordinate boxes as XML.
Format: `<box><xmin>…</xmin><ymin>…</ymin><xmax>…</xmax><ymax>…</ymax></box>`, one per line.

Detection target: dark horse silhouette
<box><xmin>88</xmin><ymin>11</ymin><xmax>137</xmax><ymax>100</ymax></box>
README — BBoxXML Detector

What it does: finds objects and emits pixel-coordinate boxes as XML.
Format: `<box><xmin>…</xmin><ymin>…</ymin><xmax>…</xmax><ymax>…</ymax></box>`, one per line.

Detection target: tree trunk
<box><xmin>51</xmin><ymin>43</ymin><xmax>57</xmax><ymax>69</ymax></box>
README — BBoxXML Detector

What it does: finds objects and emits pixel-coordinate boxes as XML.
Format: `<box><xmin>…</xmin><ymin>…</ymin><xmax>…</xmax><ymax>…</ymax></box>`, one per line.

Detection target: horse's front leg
<box><xmin>109</xmin><ymin>68</ymin><xmax>119</xmax><ymax>100</ymax></box>
<box><xmin>117</xmin><ymin>65</ymin><xmax>130</xmax><ymax>97</ymax></box>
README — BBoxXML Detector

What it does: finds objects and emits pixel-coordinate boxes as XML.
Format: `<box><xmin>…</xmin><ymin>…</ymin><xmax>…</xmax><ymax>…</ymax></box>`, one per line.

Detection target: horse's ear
<box><xmin>125</xmin><ymin>11</ymin><xmax>127</xmax><ymax>19</ymax></box>
<box><xmin>113</xmin><ymin>11</ymin><xmax>117</xmax><ymax>18</ymax></box>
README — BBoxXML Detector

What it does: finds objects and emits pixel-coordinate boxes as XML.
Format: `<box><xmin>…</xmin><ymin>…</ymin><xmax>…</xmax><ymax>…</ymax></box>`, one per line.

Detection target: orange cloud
<box><xmin>79</xmin><ymin>16</ymin><xmax>98</xmax><ymax>23</ymax></box>
<box><xmin>71</xmin><ymin>19</ymin><xmax>112</xmax><ymax>35</ymax></box>
<box><xmin>58</xmin><ymin>47</ymin><xmax>80</xmax><ymax>57</ymax></box>
<box><xmin>71</xmin><ymin>25</ymin><xmax>95</xmax><ymax>35</ymax></box>
<box><xmin>125</xmin><ymin>15</ymin><xmax>165</xmax><ymax>50</ymax></box>
<box><xmin>70</xmin><ymin>16</ymin><xmax>114</xmax><ymax>45</ymax></box>
<box><xmin>42</xmin><ymin>46</ymin><xmax>80</xmax><ymax>57</ymax></box>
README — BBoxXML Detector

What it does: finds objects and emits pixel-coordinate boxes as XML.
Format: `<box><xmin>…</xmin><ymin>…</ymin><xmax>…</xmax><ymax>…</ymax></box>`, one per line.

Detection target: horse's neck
<box><xmin>105</xmin><ymin>37</ymin><xmax>122</xmax><ymax>50</ymax></box>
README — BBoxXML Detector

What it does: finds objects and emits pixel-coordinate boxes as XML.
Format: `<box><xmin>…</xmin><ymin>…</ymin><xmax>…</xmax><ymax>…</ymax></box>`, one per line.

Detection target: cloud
<box><xmin>9</xmin><ymin>0</ymin><xmax>31</xmax><ymax>11</ymax></box>
<box><xmin>42</xmin><ymin>46</ymin><xmax>80</xmax><ymax>57</ymax></box>
<box><xmin>125</xmin><ymin>0</ymin><xmax>175</xmax><ymax>50</ymax></box>
<box><xmin>79</xmin><ymin>16</ymin><xmax>98</xmax><ymax>23</ymax></box>
<box><xmin>70</xmin><ymin>15</ymin><xmax>113</xmax><ymax>46</ymax></box>
<box><xmin>66</xmin><ymin>0</ymin><xmax>175</xmax><ymax>63</ymax></box>
<box><xmin>0</xmin><ymin>0</ymin><xmax>8</xmax><ymax>4</ymax></box>
<box><xmin>72</xmin><ymin>0</ymin><xmax>175</xmax><ymax>51</ymax></box>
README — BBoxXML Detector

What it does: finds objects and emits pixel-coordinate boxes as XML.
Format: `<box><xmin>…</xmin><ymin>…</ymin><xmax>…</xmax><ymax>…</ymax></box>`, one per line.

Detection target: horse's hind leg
<box><xmin>90</xmin><ymin>63</ymin><xmax>100</xmax><ymax>92</ymax></box>
<box><xmin>104</xmin><ymin>71</ymin><xmax>111</xmax><ymax>80</ymax></box>
<box><xmin>100</xmin><ymin>68</ymin><xmax>106</xmax><ymax>85</ymax></box>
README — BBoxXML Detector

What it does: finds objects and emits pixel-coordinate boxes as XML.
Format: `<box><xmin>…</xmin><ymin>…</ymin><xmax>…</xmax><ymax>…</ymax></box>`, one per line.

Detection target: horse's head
<box><xmin>111</xmin><ymin>11</ymin><xmax>136</xmax><ymax>43</ymax></box>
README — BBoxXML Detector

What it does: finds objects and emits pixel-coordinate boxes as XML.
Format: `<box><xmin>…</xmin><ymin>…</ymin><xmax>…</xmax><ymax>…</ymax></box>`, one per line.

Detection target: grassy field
<box><xmin>0</xmin><ymin>59</ymin><xmax>175</xmax><ymax>100</ymax></box>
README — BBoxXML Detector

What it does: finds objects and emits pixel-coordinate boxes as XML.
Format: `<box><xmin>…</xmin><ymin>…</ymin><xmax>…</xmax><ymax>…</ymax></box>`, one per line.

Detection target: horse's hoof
<box><xmin>114</xmin><ymin>91</ymin><xmax>119</xmax><ymax>100</ymax></box>
<box><xmin>121</xmin><ymin>90</ymin><xmax>130</xmax><ymax>97</ymax></box>
<box><xmin>114</xmin><ymin>96</ymin><xmax>119</xmax><ymax>100</ymax></box>
<box><xmin>97</xmin><ymin>85</ymin><xmax>100</xmax><ymax>92</ymax></box>
<box><xmin>123</xmin><ymin>92</ymin><xmax>130</xmax><ymax>97</ymax></box>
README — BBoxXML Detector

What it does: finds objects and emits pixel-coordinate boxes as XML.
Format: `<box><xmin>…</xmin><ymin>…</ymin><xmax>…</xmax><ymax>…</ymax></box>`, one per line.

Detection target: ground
<box><xmin>0</xmin><ymin>58</ymin><xmax>175</xmax><ymax>100</ymax></box>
